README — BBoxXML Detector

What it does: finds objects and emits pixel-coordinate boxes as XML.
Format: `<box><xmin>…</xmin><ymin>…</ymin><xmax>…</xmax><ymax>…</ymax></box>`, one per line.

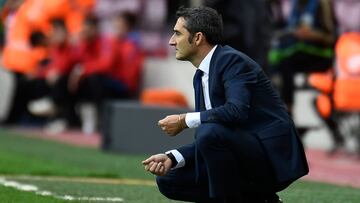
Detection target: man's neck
<box><xmin>191</xmin><ymin>44</ymin><xmax>215</xmax><ymax>68</ymax></box>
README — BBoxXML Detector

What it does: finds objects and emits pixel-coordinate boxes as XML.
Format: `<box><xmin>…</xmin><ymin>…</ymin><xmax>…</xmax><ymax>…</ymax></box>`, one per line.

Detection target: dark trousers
<box><xmin>76</xmin><ymin>74</ymin><xmax>130</xmax><ymax>107</ymax></box>
<box><xmin>157</xmin><ymin>123</ymin><xmax>286</xmax><ymax>203</ymax></box>
<box><xmin>49</xmin><ymin>74</ymin><xmax>130</xmax><ymax>126</ymax></box>
<box><xmin>4</xmin><ymin>73</ymin><xmax>50</xmax><ymax>124</ymax></box>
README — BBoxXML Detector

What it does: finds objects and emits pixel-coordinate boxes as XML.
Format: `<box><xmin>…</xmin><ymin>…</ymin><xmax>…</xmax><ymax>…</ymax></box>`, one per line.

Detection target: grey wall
<box><xmin>102</xmin><ymin>101</ymin><xmax>195</xmax><ymax>154</ymax></box>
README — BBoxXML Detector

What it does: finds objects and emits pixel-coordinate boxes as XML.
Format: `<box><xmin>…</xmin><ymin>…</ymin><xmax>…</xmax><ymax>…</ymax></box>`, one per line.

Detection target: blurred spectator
<box><xmin>69</xmin><ymin>14</ymin><xmax>117</xmax><ymax>101</ymax></box>
<box><xmin>32</xmin><ymin>13</ymin><xmax>143</xmax><ymax>134</ymax></box>
<box><xmin>1</xmin><ymin>0</ymin><xmax>37</xmax><ymax>74</ymax></box>
<box><xmin>95</xmin><ymin>0</ymin><xmax>168</xmax><ymax>57</ymax></box>
<box><xmin>1</xmin><ymin>0</ymin><xmax>94</xmax><ymax>74</ymax></box>
<box><xmin>28</xmin><ymin>18</ymin><xmax>79</xmax><ymax>132</ymax></box>
<box><xmin>71</xmin><ymin>13</ymin><xmax>145</xmax><ymax>133</ymax></box>
<box><xmin>48</xmin><ymin>14</ymin><xmax>115</xmax><ymax>133</ymax></box>
<box><xmin>36</xmin><ymin>19</ymin><xmax>75</xmax><ymax>84</ymax></box>
<box><xmin>0</xmin><ymin>0</ymin><xmax>94</xmax><ymax>125</ymax></box>
<box><xmin>204</xmin><ymin>0</ymin><xmax>272</xmax><ymax>71</ymax></box>
<box><xmin>94</xmin><ymin>0</ymin><xmax>142</xmax><ymax>34</ymax></box>
<box><xmin>111</xmin><ymin>11</ymin><xmax>144</xmax><ymax>96</ymax></box>
<box><xmin>66</xmin><ymin>0</ymin><xmax>95</xmax><ymax>37</ymax></box>
<box><xmin>2</xmin><ymin>29</ymin><xmax>49</xmax><ymax>124</ymax></box>
<box><xmin>267</xmin><ymin>0</ymin><xmax>292</xmax><ymax>30</ymax></box>
<box><xmin>268</xmin><ymin>0</ymin><xmax>336</xmax><ymax>118</ymax></box>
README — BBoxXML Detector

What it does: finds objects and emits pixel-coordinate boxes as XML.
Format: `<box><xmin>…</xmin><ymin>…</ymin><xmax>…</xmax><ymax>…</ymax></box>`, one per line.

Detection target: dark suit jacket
<box><xmin>178</xmin><ymin>45</ymin><xmax>308</xmax><ymax>184</ymax></box>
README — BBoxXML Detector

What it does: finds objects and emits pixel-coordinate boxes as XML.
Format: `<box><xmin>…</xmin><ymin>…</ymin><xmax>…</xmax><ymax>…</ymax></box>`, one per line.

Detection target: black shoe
<box><xmin>264</xmin><ymin>194</ymin><xmax>283</xmax><ymax>203</ymax></box>
<box><xmin>264</xmin><ymin>198</ymin><xmax>283</xmax><ymax>203</ymax></box>
<box><xmin>243</xmin><ymin>196</ymin><xmax>283</xmax><ymax>203</ymax></box>
<box><xmin>243</xmin><ymin>198</ymin><xmax>283</xmax><ymax>203</ymax></box>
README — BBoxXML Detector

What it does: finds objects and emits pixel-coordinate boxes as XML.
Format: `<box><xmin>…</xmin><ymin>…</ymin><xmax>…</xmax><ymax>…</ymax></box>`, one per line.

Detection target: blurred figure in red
<box><xmin>30</xmin><ymin>13</ymin><xmax>144</xmax><ymax>134</ymax></box>
<box><xmin>31</xmin><ymin>19</ymin><xmax>76</xmax><ymax>88</ymax></box>
<box><xmin>2</xmin><ymin>29</ymin><xmax>49</xmax><ymax>124</ymax></box>
<box><xmin>62</xmin><ymin>14</ymin><xmax>116</xmax><ymax>133</ymax></box>
<box><xmin>69</xmin><ymin>13</ymin><xmax>144</xmax><ymax>134</ymax></box>
<box><xmin>111</xmin><ymin>11</ymin><xmax>144</xmax><ymax>97</ymax></box>
<box><xmin>28</xmin><ymin>18</ymin><xmax>79</xmax><ymax>132</ymax></box>
<box><xmin>30</xmin><ymin>15</ymin><xmax>116</xmax><ymax>133</ymax></box>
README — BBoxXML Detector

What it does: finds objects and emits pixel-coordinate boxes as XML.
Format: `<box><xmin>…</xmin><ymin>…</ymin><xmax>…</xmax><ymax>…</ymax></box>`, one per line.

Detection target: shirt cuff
<box><xmin>166</xmin><ymin>150</ymin><xmax>185</xmax><ymax>169</ymax></box>
<box><xmin>185</xmin><ymin>112</ymin><xmax>201</xmax><ymax>128</ymax></box>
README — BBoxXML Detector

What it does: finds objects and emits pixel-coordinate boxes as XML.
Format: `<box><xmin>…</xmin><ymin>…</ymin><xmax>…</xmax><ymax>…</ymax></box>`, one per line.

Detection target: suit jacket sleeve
<box><xmin>200</xmin><ymin>54</ymin><xmax>258</xmax><ymax>126</ymax></box>
<box><xmin>177</xmin><ymin>143</ymin><xmax>195</xmax><ymax>165</ymax></box>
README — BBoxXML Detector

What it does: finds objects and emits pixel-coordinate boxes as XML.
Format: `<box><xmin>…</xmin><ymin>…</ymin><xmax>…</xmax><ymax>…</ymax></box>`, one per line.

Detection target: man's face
<box><xmin>113</xmin><ymin>16</ymin><xmax>129</xmax><ymax>38</ymax></box>
<box><xmin>169</xmin><ymin>17</ymin><xmax>196</xmax><ymax>61</ymax></box>
<box><xmin>81</xmin><ymin>23</ymin><xmax>97</xmax><ymax>41</ymax></box>
<box><xmin>50</xmin><ymin>26</ymin><xmax>67</xmax><ymax>45</ymax></box>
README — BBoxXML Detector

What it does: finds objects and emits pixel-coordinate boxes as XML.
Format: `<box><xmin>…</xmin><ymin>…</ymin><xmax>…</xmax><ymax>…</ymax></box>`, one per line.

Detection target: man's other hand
<box><xmin>158</xmin><ymin>114</ymin><xmax>187</xmax><ymax>136</ymax></box>
<box><xmin>142</xmin><ymin>154</ymin><xmax>172</xmax><ymax>176</ymax></box>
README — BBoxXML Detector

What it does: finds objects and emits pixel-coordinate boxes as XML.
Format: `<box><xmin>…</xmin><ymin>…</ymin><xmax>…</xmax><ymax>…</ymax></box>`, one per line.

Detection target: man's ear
<box><xmin>194</xmin><ymin>32</ymin><xmax>205</xmax><ymax>46</ymax></box>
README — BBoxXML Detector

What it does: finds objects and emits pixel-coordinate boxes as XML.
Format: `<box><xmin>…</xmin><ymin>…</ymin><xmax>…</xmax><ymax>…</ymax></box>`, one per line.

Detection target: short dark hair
<box><xmin>29</xmin><ymin>30</ymin><xmax>46</xmax><ymax>47</ymax></box>
<box><xmin>116</xmin><ymin>11</ymin><xmax>138</xmax><ymax>30</ymax></box>
<box><xmin>84</xmin><ymin>14</ymin><xmax>99</xmax><ymax>27</ymax></box>
<box><xmin>176</xmin><ymin>6</ymin><xmax>223</xmax><ymax>45</ymax></box>
<box><xmin>50</xmin><ymin>18</ymin><xmax>66</xmax><ymax>29</ymax></box>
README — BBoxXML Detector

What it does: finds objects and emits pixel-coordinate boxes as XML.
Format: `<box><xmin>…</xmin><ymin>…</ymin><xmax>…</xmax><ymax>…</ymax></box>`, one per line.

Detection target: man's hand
<box><xmin>68</xmin><ymin>65</ymin><xmax>83</xmax><ymax>93</ymax></box>
<box><xmin>294</xmin><ymin>25</ymin><xmax>317</xmax><ymax>40</ymax></box>
<box><xmin>142</xmin><ymin>154</ymin><xmax>172</xmax><ymax>176</ymax></box>
<box><xmin>46</xmin><ymin>69</ymin><xmax>60</xmax><ymax>86</ymax></box>
<box><xmin>158</xmin><ymin>114</ymin><xmax>187</xmax><ymax>136</ymax></box>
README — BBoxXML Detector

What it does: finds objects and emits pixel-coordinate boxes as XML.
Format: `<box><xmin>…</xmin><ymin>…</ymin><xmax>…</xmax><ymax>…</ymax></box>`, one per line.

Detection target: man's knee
<box><xmin>195</xmin><ymin>123</ymin><xmax>228</xmax><ymax>150</ymax></box>
<box><xmin>156</xmin><ymin>174</ymin><xmax>204</xmax><ymax>202</ymax></box>
<box><xmin>156</xmin><ymin>175</ymin><xmax>175</xmax><ymax>199</ymax></box>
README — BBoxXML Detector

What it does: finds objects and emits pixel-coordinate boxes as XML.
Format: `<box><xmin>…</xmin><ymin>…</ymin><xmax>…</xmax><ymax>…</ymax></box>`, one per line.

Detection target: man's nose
<box><xmin>169</xmin><ymin>35</ymin><xmax>175</xmax><ymax>46</ymax></box>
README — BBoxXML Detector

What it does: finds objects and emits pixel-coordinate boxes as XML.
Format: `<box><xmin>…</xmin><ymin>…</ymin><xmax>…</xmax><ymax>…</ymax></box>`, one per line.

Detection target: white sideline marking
<box><xmin>0</xmin><ymin>178</ymin><xmax>124</xmax><ymax>202</ymax></box>
<box><xmin>3</xmin><ymin>174</ymin><xmax>156</xmax><ymax>186</ymax></box>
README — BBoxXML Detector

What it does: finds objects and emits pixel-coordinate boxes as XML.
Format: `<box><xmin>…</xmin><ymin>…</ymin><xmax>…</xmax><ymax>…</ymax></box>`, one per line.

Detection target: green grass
<box><xmin>5</xmin><ymin>178</ymin><xmax>179</xmax><ymax>203</ymax></box>
<box><xmin>0</xmin><ymin>185</ymin><xmax>68</xmax><ymax>203</ymax></box>
<box><xmin>279</xmin><ymin>181</ymin><xmax>360</xmax><ymax>203</ymax></box>
<box><xmin>0</xmin><ymin>128</ymin><xmax>152</xmax><ymax>179</ymax></box>
<box><xmin>0</xmin><ymin>128</ymin><xmax>359</xmax><ymax>203</ymax></box>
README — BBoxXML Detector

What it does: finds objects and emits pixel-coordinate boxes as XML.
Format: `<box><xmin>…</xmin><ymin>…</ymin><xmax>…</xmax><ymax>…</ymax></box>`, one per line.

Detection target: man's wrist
<box><xmin>178</xmin><ymin>114</ymin><xmax>188</xmax><ymax>129</ymax></box>
<box><xmin>165</xmin><ymin>152</ymin><xmax>178</xmax><ymax>168</ymax></box>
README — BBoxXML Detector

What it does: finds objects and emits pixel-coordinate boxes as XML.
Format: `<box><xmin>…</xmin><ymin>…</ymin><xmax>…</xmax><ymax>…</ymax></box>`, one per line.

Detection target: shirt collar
<box><xmin>198</xmin><ymin>45</ymin><xmax>217</xmax><ymax>75</ymax></box>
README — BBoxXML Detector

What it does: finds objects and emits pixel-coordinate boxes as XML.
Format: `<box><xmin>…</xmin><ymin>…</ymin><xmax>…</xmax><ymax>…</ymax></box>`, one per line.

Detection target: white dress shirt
<box><xmin>167</xmin><ymin>45</ymin><xmax>217</xmax><ymax>169</ymax></box>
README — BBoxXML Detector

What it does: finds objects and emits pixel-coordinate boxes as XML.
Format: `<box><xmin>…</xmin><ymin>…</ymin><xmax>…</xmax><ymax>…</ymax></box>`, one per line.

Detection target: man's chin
<box><xmin>175</xmin><ymin>54</ymin><xmax>186</xmax><ymax>61</ymax></box>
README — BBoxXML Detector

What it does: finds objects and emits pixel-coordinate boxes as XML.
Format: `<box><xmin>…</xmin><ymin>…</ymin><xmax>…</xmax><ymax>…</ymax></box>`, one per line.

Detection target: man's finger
<box><xmin>155</xmin><ymin>162</ymin><xmax>162</xmax><ymax>173</ymax></box>
<box><xmin>159</xmin><ymin>165</ymin><xmax>164</xmax><ymax>174</ymax></box>
<box><xmin>145</xmin><ymin>161</ymin><xmax>155</xmax><ymax>171</ymax></box>
<box><xmin>158</xmin><ymin>119</ymin><xmax>166</xmax><ymax>125</ymax></box>
<box><xmin>144</xmin><ymin>164</ymin><xmax>149</xmax><ymax>171</ymax></box>
<box><xmin>149</xmin><ymin>162</ymin><xmax>158</xmax><ymax>172</ymax></box>
<box><xmin>142</xmin><ymin>158</ymin><xmax>151</xmax><ymax>164</ymax></box>
<box><xmin>142</xmin><ymin>156</ymin><xmax>154</xmax><ymax>164</ymax></box>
